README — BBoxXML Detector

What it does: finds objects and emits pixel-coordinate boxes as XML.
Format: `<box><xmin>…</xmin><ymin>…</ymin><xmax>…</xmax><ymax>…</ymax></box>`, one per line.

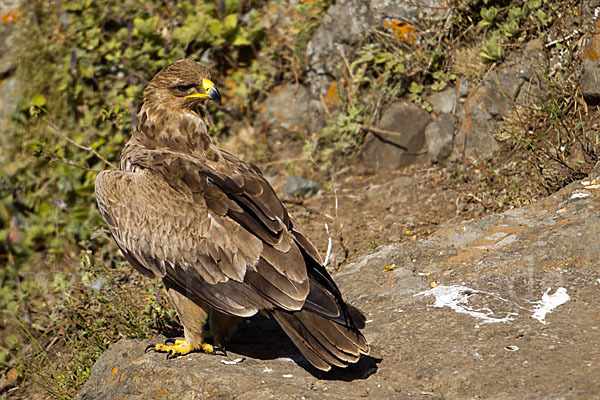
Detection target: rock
<box><xmin>454</xmin><ymin>87</ymin><xmax>500</xmax><ymax>159</ymax></box>
<box><xmin>580</xmin><ymin>28</ymin><xmax>600</xmax><ymax>105</ymax></box>
<box><xmin>429</xmin><ymin>88</ymin><xmax>456</xmax><ymax>114</ymax></box>
<box><xmin>589</xmin><ymin>159</ymin><xmax>600</xmax><ymax>181</ymax></box>
<box><xmin>452</xmin><ymin>47</ymin><xmax>546</xmax><ymax>159</ymax></box>
<box><xmin>284</xmin><ymin>176</ymin><xmax>318</xmax><ymax>198</ymax></box>
<box><xmin>360</xmin><ymin>102</ymin><xmax>431</xmax><ymax>170</ymax></box>
<box><xmin>0</xmin><ymin>0</ymin><xmax>22</xmax><ymax>141</ymax></box>
<box><xmin>77</xmin><ymin>176</ymin><xmax>600</xmax><ymax>399</ymax></box>
<box><xmin>258</xmin><ymin>83</ymin><xmax>325</xmax><ymax>144</ymax></box>
<box><xmin>363</xmin><ymin>175</ymin><xmax>415</xmax><ymax>204</ymax></box>
<box><xmin>0</xmin><ymin>367</ymin><xmax>19</xmax><ymax>393</ymax></box>
<box><xmin>306</xmin><ymin>0</ymin><xmax>447</xmax><ymax>98</ymax></box>
<box><xmin>425</xmin><ymin>113</ymin><xmax>454</xmax><ymax>162</ymax></box>
<box><xmin>0</xmin><ymin>76</ymin><xmax>19</xmax><ymax>136</ymax></box>
<box><xmin>305</xmin><ymin>0</ymin><xmax>370</xmax><ymax>98</ymax></box>
<box><xmin>0</xmin><ymin>0</ymin><xmax>20</xmax><ymax>76</ymax></box>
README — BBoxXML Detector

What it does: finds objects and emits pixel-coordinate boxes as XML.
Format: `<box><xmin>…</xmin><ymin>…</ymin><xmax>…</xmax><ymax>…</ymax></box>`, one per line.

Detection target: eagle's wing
<box><xmin>94</xmin><ymin>155</ymin><xmax>338</xmax><ymax>319</ymax></box>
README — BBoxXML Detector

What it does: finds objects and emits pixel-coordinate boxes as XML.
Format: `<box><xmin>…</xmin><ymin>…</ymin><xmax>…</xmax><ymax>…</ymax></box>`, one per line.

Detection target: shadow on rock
<box><xmin>226</xmin><ymin>313</ymin><xmax>379</xmax><ymax>380</ymax></box>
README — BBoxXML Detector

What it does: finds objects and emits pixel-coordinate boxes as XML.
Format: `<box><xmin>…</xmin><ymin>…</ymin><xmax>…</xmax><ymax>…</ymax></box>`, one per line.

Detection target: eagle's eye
<box><xmin>174</xmin><ymin>84</ymin><xmax>196</xmax><ymax>95</ymax></box>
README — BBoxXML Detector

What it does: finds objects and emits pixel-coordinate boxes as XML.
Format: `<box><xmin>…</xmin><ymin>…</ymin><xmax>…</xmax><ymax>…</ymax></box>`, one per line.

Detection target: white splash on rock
<box><xmin>221</xmin><ymin>357</ymin><xmax>245</xmax><ymax>365</ymax></box>
<box><xmin>570</xmin><ymin>191</ymin><xmax>590</xmax><ymax>200</ymax></box>
<box><xmin>415</xmin><ymin>285</ymin><xmax>518</xmax><ymax>324</ymax></box>
<box><xmin>531</xmin><ymin>287</ymin><xmax>570</xmax><ymax>325</ymax></box>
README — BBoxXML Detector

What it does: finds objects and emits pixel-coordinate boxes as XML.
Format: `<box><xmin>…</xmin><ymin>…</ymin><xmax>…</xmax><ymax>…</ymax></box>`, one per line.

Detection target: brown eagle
<box><xmin>95</xmin><ymin>59</ymin><xmax>368</xmax><ymax>371</ymax></box>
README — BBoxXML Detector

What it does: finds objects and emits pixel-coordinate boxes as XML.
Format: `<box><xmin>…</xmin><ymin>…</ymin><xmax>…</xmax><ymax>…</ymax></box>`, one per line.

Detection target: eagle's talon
<box><xmin>145</xmin><ymin>338</ymin><xmax>222</xmax><ymax>359</ymax></box>
<box><xmin>213</xmin><ymin>344</ymin><xmax>227</xmax><ymax>357</ymax></box>
<box><xmin>145</xmin><ymin>344</ymin><xmax>156</xmax><ymax>353</ymax></box>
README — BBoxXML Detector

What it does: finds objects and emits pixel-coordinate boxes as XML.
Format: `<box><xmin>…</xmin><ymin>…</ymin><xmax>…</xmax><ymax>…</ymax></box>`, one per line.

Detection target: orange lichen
<box><xmin>1</xmin><ymin>8</ymin><xmax>21</xmax><ymax>24</ymax></box>
<box><xmin>322</xmin><ymin>81</ymin><xmax>340</xmax><ymax>107</ymax></box>
<box><xmin>383</xmin><ymin>20</ymin><xmax>416</xmax><ymax>45</ymax></box>
<box><xmin>584</xmin><ymin>30</ymin><xmax>600</xmax><ymax>62</ymax></box>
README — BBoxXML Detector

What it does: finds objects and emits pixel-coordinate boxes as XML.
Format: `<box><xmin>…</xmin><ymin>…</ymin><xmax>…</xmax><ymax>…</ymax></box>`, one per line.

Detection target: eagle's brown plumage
<box><xmin>95</xmin><ymin>59</ymin><xmax>368</xmax><ymax>371</ymax></box>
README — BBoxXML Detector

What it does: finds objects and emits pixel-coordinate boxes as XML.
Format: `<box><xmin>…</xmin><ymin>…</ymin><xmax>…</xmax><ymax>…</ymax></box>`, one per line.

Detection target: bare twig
<box><xmin>360</xmin><ymin>124</ymin><xmax>404</xmax><ymax>137</ymax></box>
<box><xmin>319</xmin><ymin>92</ymin><xmax>334</xmax><ymax>120</ymax></box>
<box><xmin>360</xmin><ymin>125</ymin><xmax>428</xmax><ymax>155</ymax></box>
<box><xmin>330</xmin><ymin>174</ymin><xmax>348</xmax><ymax>269</ymax></box>
<box><xmin>545</xmin><ymin>30</ymin><xmax>580</xmax><ymax>48</ymax></box>
<box><xmin>338</xmin><ymin>47</ymin><xmax>355</xmax><ymax>83</ymax></box>
<box><xmin>52</xmin><ymin>157</ymin><xmax>104</xmax><ymax>173</ymax></box>
<box><xmin>323</xmin><ymin>222</ymin><xmax>333</xmax><ymax>267</ymax></box>
<box><xmin>263</xmin><ymin>156</ymin><xmax>308</xmax><ymax>166</ymax></box>
<box><xmin>40</xmin><ymin>117</ymin><xmax>117</xmax><ymax>169</ymax></box>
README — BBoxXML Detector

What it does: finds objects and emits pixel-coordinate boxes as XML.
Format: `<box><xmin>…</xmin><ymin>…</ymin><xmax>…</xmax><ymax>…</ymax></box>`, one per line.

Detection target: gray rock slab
<box><xmin>0</xmin><ymin>0</ymin><xmax>20</xmax><ymax>75</ymax></box>
<box><xmin>425</xmin><ymin>113</ymin><xmax>455</xmax><ymax>162</ymax></box>
<box><xmin>258</xmin><ymin>83</ymin><xmax>325</xmax><ymax>141</ymax></box>
<box><xmin>454</xmin><ymin>87</ymin><xmax>500</xmax><ymax>159</ymax></box>
<box><xmin>581</xmin><ymin>31</ymin><xmax>600</xmax><ymax>105</ymax></box>
<box><xmin>76</xmin><ymin>176</ymin><xmax>600</xmax><ymax>399</ymax></box>
<box><xmin>429</xmin><ymin>88</ymin><xmax>456</xmax><ymax>114</ymax></box>
<box><xmin>284</xmin><ymin>176</ymin><xmax>318</xmax><ymax>198</ymax></box>
<box><xmin>360</xmin><ymin>102</ymin><xmax>431</xmax><ymax>169</ymax></box>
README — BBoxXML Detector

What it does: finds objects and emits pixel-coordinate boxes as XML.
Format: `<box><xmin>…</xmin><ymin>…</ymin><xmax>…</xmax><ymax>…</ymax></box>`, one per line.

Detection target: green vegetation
<box><xmin>0</xmin><ymin>0</ymin><xmax>597</xmax><ymax>398</ymax></box>
<box><xmin>1</xmin><ymin>0</ymin><xmax>330</xmax><ymax>397</ymax></box>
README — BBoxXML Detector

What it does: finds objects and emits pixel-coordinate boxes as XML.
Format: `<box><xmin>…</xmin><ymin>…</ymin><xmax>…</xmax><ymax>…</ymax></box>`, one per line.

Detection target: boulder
<box><xmin>453</xmin><ymin>45</ymin><xmax>544</xmax><ymax>159</ymax></box>
<box><xmin>360</xmin><ymin>102</ymin><xmax>431</xmax><ymax>170</ymax></box>
<box><xmin>0</xmin><ymin>0</ymin><xmax>20</xmax><ymax>76</ymax></box>
<box><xmin>580</xmin><ymin>27</ymin><xmax>600</xmax><ymax>105</ymax></box>
<box><xmin>284</xmin><ymin>176</ymin><xmax>318</xmax><ymax>198</ymax></box>
<box><xmin>454</xmin><ymin>87</ymin><xmax>500</xmax><ymax>159</ymax></box>
<box><xmin>429</xmin><ymin>88</ymin><xmax>457</xmax><ymax>115</ymax></box>
<box><xmin>76</xmin><ymin>162</ymin><xmax>600</xmax><ymax>400</ymax></box>
<box><xmin>257</xmin><ymin>83</ymin><xmax>326</xmax><ymax>144</ymax></box>
<box><xmin>425</xmin><ymin>113</ymin><xmax>454</xmax><ymax>162</ymax></box>
<box><xmin>0</xmin><ymin>0</ymin><xmax>22</xmax><ymax>141</ymax></box>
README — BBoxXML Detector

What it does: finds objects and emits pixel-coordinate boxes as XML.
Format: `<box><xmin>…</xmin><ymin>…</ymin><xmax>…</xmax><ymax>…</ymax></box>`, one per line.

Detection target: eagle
<box><xmin>95</xmin><ymin>59</ymin><xmax>369</xmax><ymax>371</ymax></box>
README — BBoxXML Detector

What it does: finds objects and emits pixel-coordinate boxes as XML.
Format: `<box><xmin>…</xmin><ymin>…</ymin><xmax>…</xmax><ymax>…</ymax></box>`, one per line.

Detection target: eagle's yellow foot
<box><xmin>145</xmin><ymin>339</ymin><xmax>226</xmax><ymax>359</ymax></box>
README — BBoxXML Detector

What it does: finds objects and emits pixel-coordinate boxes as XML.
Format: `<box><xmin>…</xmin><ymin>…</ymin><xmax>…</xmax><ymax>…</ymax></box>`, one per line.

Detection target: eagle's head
<box><xmin>144</xmin><ymin>59</ymin><xmax>222</xmax><ymax>112</ymax></box>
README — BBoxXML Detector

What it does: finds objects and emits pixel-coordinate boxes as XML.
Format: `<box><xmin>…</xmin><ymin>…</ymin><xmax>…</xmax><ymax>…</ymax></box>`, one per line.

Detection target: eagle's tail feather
<box><xmin>272</xmin><ymin>309</ymin><xmax>369</xmax><ymax>371</ymax></box>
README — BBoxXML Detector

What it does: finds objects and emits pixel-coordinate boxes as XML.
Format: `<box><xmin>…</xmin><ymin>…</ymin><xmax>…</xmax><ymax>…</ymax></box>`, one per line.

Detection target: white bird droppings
<box><xmin>531</xmin><ymin>287</ymin><xmax>570</xmax><ymax>325</ymax></box>
<box><xmin>220</xmin><ymin>358</ymin><xmax>245</xmax><ymax>365</ymax></box>
<box><xmin>570</xmin><ymin>191</ymin><xmax>590</xmax><ymax>200</ymax></box>
<box><xmin>415</xmin><ymin>285</ymin><xmax>517</xmax><ymax>324</ymax></box>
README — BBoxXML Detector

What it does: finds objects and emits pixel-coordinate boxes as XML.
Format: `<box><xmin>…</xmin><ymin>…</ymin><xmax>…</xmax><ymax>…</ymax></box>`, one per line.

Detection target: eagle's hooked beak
<box><xmin>185</xmin><ymin>79</ymin><xmax>222</xmax><ymax>105</ymax></box>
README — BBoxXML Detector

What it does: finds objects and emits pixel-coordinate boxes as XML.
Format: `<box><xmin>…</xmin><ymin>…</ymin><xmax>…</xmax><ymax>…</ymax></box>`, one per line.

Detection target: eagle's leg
<box><xmin>145</xmin><ymin>287</ymin><xmax>225</xmax><ymax>358</ymax></box>
<box><xmin>208</xmin><ymin>310</ymin><xmax>241</xmax><ymax>351</ymax></box>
